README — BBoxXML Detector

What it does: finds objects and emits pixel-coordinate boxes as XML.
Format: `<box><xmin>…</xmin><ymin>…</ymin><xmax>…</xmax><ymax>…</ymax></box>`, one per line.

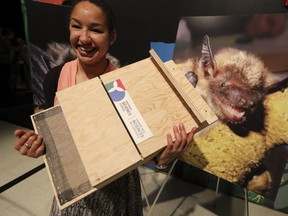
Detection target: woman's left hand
<box><xmin>154</xmin><ymin>123</ymin><xmax>197</xmax><ymax>167</ymax></box>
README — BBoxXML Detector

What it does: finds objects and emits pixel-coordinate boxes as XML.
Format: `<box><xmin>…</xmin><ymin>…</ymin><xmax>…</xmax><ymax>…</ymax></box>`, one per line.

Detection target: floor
<box><xmin>1</xmin><ymin>119</ymin><xmax>287</xmax><ymax>216</ymax></box>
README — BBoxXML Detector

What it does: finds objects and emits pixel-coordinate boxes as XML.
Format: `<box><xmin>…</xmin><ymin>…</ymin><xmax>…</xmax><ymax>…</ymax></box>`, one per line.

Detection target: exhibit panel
<box><xmin>173</xmin><ymin>12</ymin><xmax>288</xmax><ymax>204</ymax></box>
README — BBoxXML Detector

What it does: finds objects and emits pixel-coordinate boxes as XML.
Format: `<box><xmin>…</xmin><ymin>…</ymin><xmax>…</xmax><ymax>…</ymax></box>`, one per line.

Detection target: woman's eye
<box><xmin>71</xmin><ymin>24</ymin><xmax>81</xmax><ymax>29</ymax></box>
<box><xmin>91</xmin><ymin>28</ymin><xmax>103</xmax><ymax>33</ymax></box>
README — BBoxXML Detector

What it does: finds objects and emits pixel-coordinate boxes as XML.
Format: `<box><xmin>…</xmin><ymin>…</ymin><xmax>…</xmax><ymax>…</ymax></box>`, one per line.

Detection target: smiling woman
<box><xmin>13</xmin><ymin>1</ymin><xmax>196</xmax><ymax>215</ymax></box>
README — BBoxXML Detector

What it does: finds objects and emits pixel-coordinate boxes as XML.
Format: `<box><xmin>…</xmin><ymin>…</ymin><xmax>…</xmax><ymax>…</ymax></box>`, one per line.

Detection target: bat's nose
<box><xmin>238</xmin><ymin>97</ymin><xmax>255</xmax><ymax>107</ymax></box>
<box><xmin>238</xmin><ymin>98</ymin><xmax>246</xmax><ymax>106</ymax></box>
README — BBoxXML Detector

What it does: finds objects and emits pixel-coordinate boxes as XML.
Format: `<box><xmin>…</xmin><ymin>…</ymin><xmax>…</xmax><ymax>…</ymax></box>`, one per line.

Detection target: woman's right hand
<box><xmin>14</xmin><ymin>129</ymin><xmax>45</xmax><ymax>158</ymax></box>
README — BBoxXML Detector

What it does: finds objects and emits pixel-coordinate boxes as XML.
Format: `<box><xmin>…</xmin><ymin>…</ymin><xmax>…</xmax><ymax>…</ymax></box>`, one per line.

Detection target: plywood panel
<box><xmin>164</xmin><ymin>60</ymin><xmax>218</xmax><ymax>124</ymax></box>
<box><xmin>31</xmin><ymin>52</ymin><xmax>217</xmax><ymax>210</ymax></box>
<box><xmin>56</xmin><ymin>77</ymin><xmax>142</xmax><ymax>187</ymax></box>
<box><xmin>100</xmin><ymin>57</ymin><xmax>201</xmax><ymax>159</ymax></box>
<box><xmin>31</xmin><ymin>106</ymin><xmax>96</xmax><ymax>209</ymax></box>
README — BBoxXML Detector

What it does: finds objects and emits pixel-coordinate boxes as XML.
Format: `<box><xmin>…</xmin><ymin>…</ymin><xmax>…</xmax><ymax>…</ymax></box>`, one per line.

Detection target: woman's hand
<box><xmin>154</xmin><ymin>123</ymin><xmax>197</xmax><ymax>168</ymax></box>
<box><xmin>14</xmin><ymin>129</ymin><xmax>45</xmax><ymax>158</ymax></box>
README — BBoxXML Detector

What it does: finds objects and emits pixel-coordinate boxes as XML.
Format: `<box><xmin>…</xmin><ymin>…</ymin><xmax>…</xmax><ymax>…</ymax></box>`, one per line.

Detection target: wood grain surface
<box><xmin>31</xmin><ymin>52</ymin><xmax>217</xmax><ymax>209</ymax></box>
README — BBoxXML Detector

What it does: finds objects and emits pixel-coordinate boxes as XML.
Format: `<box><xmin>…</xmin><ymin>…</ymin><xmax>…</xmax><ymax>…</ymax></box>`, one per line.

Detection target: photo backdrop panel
<box><xmin>174</xmin><ymin>13</ymin><xmax>288</xmax><ymax>200</ymax></box>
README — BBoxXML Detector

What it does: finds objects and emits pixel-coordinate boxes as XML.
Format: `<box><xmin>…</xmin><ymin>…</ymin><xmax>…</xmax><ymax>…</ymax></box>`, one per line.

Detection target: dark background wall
<box><xmin>0</xmin><ymin>0</ymin><xmax>32</xmax><ymax>127</ymax></box>
<box><xmin>0</xmin><ymin>1</ymin><xmax>25</xmax><ymax>39</ymax></box>
<box><xmin>107</xmin><ymin>0</ymin><xmax>288</xmax><ymax>65</ymax></box>
<box><xmin>25</xmin><ymin>0</ymin><xmax>288</xmax><ymax>66</ymax></box>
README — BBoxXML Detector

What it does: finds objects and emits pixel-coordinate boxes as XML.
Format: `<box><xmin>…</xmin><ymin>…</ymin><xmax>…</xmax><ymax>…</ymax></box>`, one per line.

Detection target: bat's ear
<box><xmin>264</xmin><ymin>70</ymin><xmax>288</xmax><ymax>94</ymax></box>
<box><xmin>200</xmin><ymin>35</ymin><xmax>216</xmax><ymax>76</ymax></box>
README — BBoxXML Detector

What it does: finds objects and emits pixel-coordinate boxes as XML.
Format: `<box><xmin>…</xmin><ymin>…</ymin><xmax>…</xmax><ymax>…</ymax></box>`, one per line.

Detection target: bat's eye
<box><xmin>220</xmin><ymin>82</ymin><xmax>226</xmax><ymax>88</ymax></box>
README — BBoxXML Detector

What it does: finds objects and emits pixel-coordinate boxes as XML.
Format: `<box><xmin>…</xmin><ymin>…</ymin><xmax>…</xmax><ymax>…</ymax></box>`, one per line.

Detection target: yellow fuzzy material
<box><xmin>264</xmin><ymin>88</ymin><xmax>288</xmax><ymax>149</ymax></box>
<box><xmin>180</xmin><ymin>87</ymin><xmax>288</xmax><ymax>185</ymax></box>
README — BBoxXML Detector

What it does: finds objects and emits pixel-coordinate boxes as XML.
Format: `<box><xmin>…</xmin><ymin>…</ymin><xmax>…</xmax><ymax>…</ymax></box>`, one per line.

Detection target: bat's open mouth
<box><xmin>221</xmin><ymin>104</ymin><xmax>246</xmax><ymax>123</ymax></box>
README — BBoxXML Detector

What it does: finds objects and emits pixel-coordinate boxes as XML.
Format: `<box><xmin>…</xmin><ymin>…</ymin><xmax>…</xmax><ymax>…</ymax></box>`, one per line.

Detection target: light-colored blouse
<box><xmin>54</xmin><ymin>59</ymin><xmax>117</xmax><ymax>105</ymax></box>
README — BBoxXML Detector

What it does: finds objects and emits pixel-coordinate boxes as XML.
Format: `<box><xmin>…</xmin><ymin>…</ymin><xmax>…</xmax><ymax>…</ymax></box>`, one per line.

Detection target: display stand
<box><xmin>214</xmin><ymin>176</ymin><xmax>221</xmax><ymax>207</ymax></box>
<box><xmin>214</xmin><ymin>177</ymin><xmax>250</xmax><ymax>216</ymax></box>
<box><xmin>140</xmin><ymin>172</ymin><xmax>151</xmax><ymax>211</ymax></box>
<box><xmin>145</xmin><ymin>159</ymin><xmax>179</xmax><ymax>216</ymax></box>
<box><xmin>244</xmin><ymin>188</ymin><xmax>250</xmax><ymax>216</ymax></box>
<box><xmin>143</xmin><ymin>166</ymin><xmax>250</xmax><ymax>216</ymax></box>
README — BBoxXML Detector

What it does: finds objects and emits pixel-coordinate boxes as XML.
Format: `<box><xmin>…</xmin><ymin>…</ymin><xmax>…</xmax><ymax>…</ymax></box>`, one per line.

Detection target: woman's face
<box><xmin>69</xmin><ymin>1</ymin><xmax>115</xmax><ymax>66</ymax></box>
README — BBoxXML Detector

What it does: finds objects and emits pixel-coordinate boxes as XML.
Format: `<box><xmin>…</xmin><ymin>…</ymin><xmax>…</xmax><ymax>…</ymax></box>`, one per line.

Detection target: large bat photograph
<box><xmin>173</xmin><ymin>13</ymin><xmax>288</xmax><ymax>201</ymax></box>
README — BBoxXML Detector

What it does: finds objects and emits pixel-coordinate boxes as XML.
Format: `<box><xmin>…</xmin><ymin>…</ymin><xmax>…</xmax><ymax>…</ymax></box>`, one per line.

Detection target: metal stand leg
<box><xmin>214</xmin><ymin>177</ymin><xmax>249</xmax><ymax>216</ymax></box>
<box><xmin>214</xmin><ymin>177</ymin><xmax>220</xmax><ymax>207</ymax></box>
<box><xmin>244</xmin><ymin>188</ymin><xmax>249</xmax><ymax>216</ymax></box>
<box><xmin>146</xmin><ymin>159</ymin><xmax>178</xmax><ymax>216</ymax></box>
<box><xmin>140</xmin><ymin>170</ymin><xmax>151</xmax><ymax>211</ymax></box>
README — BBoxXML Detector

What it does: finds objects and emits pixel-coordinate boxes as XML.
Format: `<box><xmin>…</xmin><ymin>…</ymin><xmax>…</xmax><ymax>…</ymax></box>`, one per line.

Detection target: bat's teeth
<box><xmin>231</xmin><ymin>105</ymin><xmax>243</xmax><ymax>113</ymax></box>
<box><xmin>227</xmin><ymin>106</ymin><xmax>245</xmax><ymax>119</ymax></box>
<box><xmin>235</xmin><ymin>111</ymin><xmax>245</xmax><ymax>118</ymax></box>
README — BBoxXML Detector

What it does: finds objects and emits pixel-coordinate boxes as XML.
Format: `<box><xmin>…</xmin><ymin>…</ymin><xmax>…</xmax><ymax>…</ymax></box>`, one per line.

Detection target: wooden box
<box><xmin>31</xmin><ymin>50</ymin><xmax>217</xmax><ymax>209</ymax></box>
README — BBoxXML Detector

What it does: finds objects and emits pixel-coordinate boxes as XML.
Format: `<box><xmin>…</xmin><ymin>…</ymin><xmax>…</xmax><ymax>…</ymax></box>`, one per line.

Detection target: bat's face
<box><xmin>184</xmin><ymin>35</ymin><xmax>267</xmax><ymax>124</ymax></box>
<box><xmin>203</xmin><ymin>64</ymin><xmax>265</xmax><ymax>123</ymax></box>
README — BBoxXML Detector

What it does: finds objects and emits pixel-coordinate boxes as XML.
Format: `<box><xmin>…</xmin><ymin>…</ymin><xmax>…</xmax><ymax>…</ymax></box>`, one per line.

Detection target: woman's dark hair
<box><xmin>69</xmin><ymin>0</ymin><xmax>116</xmax><ymax>34</ymax></box>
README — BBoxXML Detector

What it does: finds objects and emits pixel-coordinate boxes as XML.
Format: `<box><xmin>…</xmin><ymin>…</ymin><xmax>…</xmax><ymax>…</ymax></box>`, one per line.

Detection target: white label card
<box><xmin>105</xmin><ymin>79</ymin><xmax>153</xmax><ymax>144</ymax></box>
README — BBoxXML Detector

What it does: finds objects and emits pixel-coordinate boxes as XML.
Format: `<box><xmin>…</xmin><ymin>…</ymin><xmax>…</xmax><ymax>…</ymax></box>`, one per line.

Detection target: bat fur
<box><xmin>179</xmin><ymin>35</ymin><xmax>288</xmax><ymax>197</ymax></box>
<box><xmin>181</xmin><ymin>35</ymin><xmax>288</xmax><ymax>124</ymax></box>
